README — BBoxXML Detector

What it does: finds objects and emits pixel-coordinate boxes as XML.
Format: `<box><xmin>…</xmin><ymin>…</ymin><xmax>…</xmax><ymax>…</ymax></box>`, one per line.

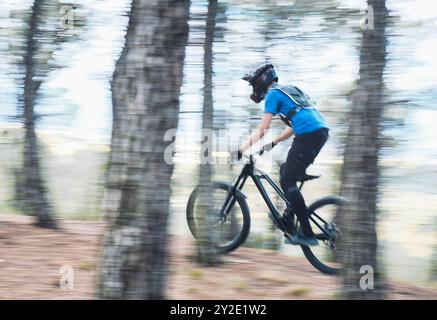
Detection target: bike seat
<box><xmin>297</xmin><ymin>174</ymin><xmax>321</xmax><ymax>182</ymax></box>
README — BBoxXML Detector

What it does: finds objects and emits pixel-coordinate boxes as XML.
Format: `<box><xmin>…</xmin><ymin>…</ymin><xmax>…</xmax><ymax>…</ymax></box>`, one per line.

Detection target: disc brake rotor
<box><xmin>323</xmin><ymin>222</ymin><xmax>341</xmax><ymax>249</ymax></box>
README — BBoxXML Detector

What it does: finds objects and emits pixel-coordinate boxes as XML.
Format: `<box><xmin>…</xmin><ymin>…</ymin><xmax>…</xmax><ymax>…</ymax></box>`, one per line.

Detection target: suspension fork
<box><xmin>219</xmin><ymin>166</ymin><xmax>249</xmax><ymax>221</ymax></box>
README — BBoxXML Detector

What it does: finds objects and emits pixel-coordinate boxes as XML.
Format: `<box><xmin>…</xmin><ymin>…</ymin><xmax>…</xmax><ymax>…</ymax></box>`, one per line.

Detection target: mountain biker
<box><xmin>235</xmin><ymin>64</ymin><xmax>329</xmax><ymax>246</ymax></box>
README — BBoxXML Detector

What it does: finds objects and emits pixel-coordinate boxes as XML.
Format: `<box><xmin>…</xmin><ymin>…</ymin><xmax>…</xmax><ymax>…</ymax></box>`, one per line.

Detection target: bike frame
<box><xmin>220</xmin><ymin>155</ymin><xmax>330</xmax><ymax>239</ymax></box>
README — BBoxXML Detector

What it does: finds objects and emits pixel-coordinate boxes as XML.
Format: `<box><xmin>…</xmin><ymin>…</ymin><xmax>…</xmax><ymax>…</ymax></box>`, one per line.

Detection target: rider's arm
<box><xmin>272</xmin><ymin>126</ymin><xmax>294</xmax><ymax>145</ymax></box>
<box><xmin>240</xmin><ymin>113</ymin><xmax>273</xmax><ymax>152</ymax></box>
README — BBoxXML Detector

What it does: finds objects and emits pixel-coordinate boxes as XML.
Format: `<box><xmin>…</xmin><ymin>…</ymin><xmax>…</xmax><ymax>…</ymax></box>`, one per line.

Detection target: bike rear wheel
<box><xmin>186</xmin><ymin>182</ymin><xmax>251</xmax><ymax>253</ymax></box>
<box><xmin>299</xmin><ymin>196</ymin><xmax>346</xmax><ymax>275</ymax></box>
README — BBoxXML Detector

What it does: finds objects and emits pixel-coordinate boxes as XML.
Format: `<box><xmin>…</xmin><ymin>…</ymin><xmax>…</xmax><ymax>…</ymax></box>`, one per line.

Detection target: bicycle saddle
<box><xmin>297</xmin><ymin>174</ymin><xmax>321</xmax><ymax>182</ymax></box>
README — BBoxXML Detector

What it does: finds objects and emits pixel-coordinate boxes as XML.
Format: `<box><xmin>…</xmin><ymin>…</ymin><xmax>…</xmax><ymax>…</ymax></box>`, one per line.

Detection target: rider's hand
<box><xmin>259</xmin><ymin>142</ymin><xmax>277</xmax><ymax>155</ymax></box>
<box><xmin>230</xmin><ymin>149</ymin><xmax>243</xmax><ymax>162</ymax></box>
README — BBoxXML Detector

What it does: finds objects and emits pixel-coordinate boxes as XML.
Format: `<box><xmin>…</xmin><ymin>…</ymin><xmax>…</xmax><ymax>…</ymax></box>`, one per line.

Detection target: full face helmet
<box><xmin>242</xmin><ymin>64</ymin><xmax>278</xmax><ymax>103</ymax></box>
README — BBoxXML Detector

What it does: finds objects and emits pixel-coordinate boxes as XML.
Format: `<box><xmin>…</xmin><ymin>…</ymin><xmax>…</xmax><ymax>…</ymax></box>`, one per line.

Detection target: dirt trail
<box><xmin>0</xmin><ymin>214</ymin><xmax>435</xmax><ymax>299</ymax></box>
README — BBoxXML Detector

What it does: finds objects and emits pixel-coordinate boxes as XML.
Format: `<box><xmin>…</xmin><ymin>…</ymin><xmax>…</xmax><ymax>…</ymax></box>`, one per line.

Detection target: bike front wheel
<box><xmin>186</xmin><ymin>181</ymin><xmax>251</xmax><ymax>253</ymax></box>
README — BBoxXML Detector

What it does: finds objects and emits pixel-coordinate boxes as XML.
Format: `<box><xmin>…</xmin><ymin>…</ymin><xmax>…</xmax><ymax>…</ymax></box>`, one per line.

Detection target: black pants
<box><xmin>280</xmin><ymin>128</ymin><xmax>329</xmax><ymax>236</ymax></box>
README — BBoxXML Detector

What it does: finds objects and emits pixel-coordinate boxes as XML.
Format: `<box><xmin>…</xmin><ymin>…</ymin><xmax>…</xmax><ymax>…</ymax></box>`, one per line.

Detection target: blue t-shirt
<box><xmin>264</xmin><ymin>84</ymin><xmax>328</xmax><ymax>135</ymax></box>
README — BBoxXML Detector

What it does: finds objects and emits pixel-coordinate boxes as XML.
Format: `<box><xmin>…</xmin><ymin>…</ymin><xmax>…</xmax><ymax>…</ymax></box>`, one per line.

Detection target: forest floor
<box><xmin>0</xmin><ymin>213</ymin><xmax>436</xmax><ymax>299</ymax></box>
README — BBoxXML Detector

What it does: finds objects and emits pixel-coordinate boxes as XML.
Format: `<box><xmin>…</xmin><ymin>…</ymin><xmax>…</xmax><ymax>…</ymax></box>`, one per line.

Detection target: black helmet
<box><xmin>242</xmin><ymin>64</ymin><xmax>278</xmax><ymax>103</ymax></box>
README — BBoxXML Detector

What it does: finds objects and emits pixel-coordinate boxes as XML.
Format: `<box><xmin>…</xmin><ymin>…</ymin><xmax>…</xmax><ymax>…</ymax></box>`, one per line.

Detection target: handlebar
<box><xmin>235</xmin><ymin>141</ymin><xmax>276</xmax><ymax>164</ymax></box>
<box><xmin>242</xmin><ymin>144</ymin><xmax>272</xmax><ymax>164</ymax></box>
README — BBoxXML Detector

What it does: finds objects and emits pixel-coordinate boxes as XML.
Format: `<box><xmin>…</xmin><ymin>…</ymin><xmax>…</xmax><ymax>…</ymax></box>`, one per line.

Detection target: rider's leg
<box><xmin>281</xmin><ymin>176</ymin><xmax>314</xmax><ymax>236</ymax></box>
<box><xmin>280</xmin><ymin>129</ymin><xmax>329</xmax><ymax>237</ymax></box>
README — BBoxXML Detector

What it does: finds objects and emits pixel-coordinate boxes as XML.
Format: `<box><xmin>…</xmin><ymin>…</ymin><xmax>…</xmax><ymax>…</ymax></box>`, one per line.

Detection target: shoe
<box><xmin>284</xmin><ymin>234</ymin><xmax>319</xmax><ymax>246</ymax></box>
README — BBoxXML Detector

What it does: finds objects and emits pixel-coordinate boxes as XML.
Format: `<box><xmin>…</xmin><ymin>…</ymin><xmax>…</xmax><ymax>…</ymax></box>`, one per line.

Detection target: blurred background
<box><xmin>0</xmin><ymin>0</ymin><xmax>436</xmax><ymax>299</ymax></box>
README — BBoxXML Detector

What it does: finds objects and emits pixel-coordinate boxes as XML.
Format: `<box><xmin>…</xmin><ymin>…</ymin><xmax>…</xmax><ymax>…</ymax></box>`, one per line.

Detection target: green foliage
<box><xmin>233</xmin><ymin>281</ymin><xmax>249</xmax><ymax>291</ymax></box>
<box><xmin>188</xmin><ymin>268</ymin><xmax>204</xmax><ymax>280</ymax></box>
<box><xmin>78</xmin><ymin>262</ymin><xmax>96</xmax><ymax>271</ymax></box>
<box><xmin>286</xmin><ymin>287</ymin><xmax>310</xmax><ymax>297</ymax></box>
<box><xmin>187</xmin><ymin>287</ymin><xmax>200</xmax><ymax>294</ymax></box>
<box><xmin>243</xmin><ymin>231</ymin><xmax>280</xmax><ymax>250</ymax></box>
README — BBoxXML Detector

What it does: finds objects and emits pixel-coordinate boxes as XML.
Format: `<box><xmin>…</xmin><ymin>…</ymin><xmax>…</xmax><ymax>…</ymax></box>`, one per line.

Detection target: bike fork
<box><xmin>219</xmin><ymin>171</ymin><xmax>248</xmax><ymax>221</ymax></box>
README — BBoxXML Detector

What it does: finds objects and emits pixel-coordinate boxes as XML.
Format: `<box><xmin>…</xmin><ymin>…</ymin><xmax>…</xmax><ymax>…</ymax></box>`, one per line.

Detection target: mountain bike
<box><xmin>186</xmin><ymin>148</ymin><xmax>345</xmax><ymax>275</ymax></box>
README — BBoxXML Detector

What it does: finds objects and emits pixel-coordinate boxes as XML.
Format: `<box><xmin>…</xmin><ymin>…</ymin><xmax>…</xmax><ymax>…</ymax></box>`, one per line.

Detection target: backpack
<box><xmin>271</xmin><ymin>84</ymin><xmax>316</xmax><ymax>127</ymax></box>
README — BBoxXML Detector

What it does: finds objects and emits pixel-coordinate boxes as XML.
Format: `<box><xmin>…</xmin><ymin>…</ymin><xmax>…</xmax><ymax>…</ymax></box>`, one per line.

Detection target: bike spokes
<box><xmin>193</xmin><ymin>188</ymin><xmax>244</xmax><ymax>246</ymax></box>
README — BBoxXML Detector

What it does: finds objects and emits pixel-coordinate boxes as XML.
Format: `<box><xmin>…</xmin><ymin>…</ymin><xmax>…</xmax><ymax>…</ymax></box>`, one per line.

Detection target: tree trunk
<box><xmin>20</xmin><ymin>0</ymin><xmax>57</xmax><ymax>229</ymax></box>
<box><xmin>98</xmin><ymin>0</ymin><xmax>189</xmax><ymax>299</ymax></box>
<box><xmin>196</xmin><ymin>0</ymin><xmax>222</xmax><ymax>266</ymax></box>
<box><xmin>337</xmin><ymin>0</ymin><xmax>387</xmax><ymax>299</ymax></box>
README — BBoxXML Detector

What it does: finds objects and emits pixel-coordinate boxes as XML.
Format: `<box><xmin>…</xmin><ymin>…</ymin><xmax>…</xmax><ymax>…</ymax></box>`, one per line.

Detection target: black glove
<box><xmin>259</xmin><ymin>142</ymin><xmax>277</xmax><ymax>155</ymax></box>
